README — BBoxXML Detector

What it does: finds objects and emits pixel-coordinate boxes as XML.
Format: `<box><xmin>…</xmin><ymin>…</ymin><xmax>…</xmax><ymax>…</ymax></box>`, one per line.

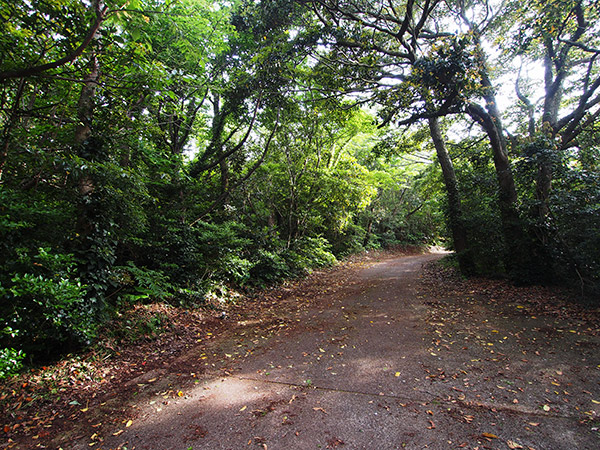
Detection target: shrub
<box><xmin>250</xmin><ymin>249</ymin><xmax>292</xmax><ymax>286</ymax></box>
<box><xmin>0</xmin><ymin>327</ymin><xmax>24</xmax><ymax>379</ymax></box>
<box><xmin>111</xmin><ymin>262</ymin><xmax>175</xmax><ymax>304</ymax></box>
<box><xmin>0</xmin><ymin>248</ymin><xmax>95</xmax><ymax>360</ymax></box>
<box><xmin>0</xmin><ymin>347</ymin><xmax>24</xmax><ymax>379</ymax></box>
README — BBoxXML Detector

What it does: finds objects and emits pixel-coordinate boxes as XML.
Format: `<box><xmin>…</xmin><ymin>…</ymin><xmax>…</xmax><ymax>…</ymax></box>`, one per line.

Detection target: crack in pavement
<box><xmin>235</xmin><ymin>375</ymin><xmax>429</xmax><ymax>402</ymax></box>
<box><xmin>235</xmin><ymin>375</ymin><xmax>582</xmax><ymax>421</ymax></box>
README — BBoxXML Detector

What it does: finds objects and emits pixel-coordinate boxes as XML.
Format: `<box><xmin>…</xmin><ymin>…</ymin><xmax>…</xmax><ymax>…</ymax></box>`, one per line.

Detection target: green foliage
<box><xmin>513</xmin><ymin>137</ymin><xmax>600</xmax><ymax>293</ymax></box>
<box><xmin>112</xmin><ymin>262</ymin><xmax>175</xmax><ymax>304</ymax></box>
<box><xmin>0</xmin><ymin>0</ymin><xmax>443</xmax><ymax>367</ymax></box>
<box><xmin>248</xmin><ymin>236</ymin><xmax>337</xmax><ymax>287</ymax></box>
<box><xmin>11</xmin><ymin>0</ymin><xmax>599</xmax><ymax>370</ymax></box>
<box><xmin>447</xmin><ymin>139</ymin><xmax>507</xmax><ymax>276</ymax></box>
<box><xmin>0</xmin><ymin>347</ymin><xmax>24</xmax><ymax>379</ymax></box>
<box><xmin>0</xmin><ymin>327</ymin><xmax>24</xmax><ymax>379</ymax></box>
<box><xmin>250</xmin><ymin>248</ymin><xmax>294</xmax><ymax>286</ymax></box>
<box><xmin>0</xmin><ymin>248</ymin><xmax>95</xmax><ymax>359</ymax></box>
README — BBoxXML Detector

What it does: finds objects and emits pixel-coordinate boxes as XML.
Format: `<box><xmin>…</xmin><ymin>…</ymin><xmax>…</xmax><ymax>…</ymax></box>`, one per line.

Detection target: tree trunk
<box><xmin>362</xmin><ymin>205</ymin><xmax>374</xmax><ymax>248</ymax></box>
<box><xmin>428</xmin><ymin>117</ymin><xmax>474</xmax><ymax>274</ymax></box>
<box><xmin>75</xmin><ymin>54</ymin><xmax>100</xmax><ymax>202</ymax></box>
<box><xmin>467</xmin><ymin>103</ymin><xmax>532</xmax><ymax>282</ymax></box>
<box><xmin>0</xmin><ymin>78</ymin><xmax>26</xmax><ymax>181</ymax></box>
<box><xmin>535</xmin><ymin>49</ymin><xmax>562</xmax><ymax>222</ymax></box>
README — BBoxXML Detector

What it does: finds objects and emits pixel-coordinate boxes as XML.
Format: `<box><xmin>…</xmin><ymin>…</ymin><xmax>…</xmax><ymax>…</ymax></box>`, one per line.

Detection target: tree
<box><xmin>428</xmin><ymin>117</ymin><xmax>474</xmax><ymax>273</ymax></box>
<box><xmin>509</xmin><ymin>0</ymin><xmax>600</xmax><ymax>217</ymax></box>
<box><xmin>302</xmin><ymin>0</ymin><xmax>524</xmax><ymax>274</ymax></box>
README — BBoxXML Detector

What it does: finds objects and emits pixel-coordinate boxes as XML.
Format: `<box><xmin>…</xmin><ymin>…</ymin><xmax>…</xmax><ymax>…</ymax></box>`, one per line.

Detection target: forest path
<box><xmin>75</xmin><ymin>253</ymin><xmax>599</xmax><ymax>450</ymax></box>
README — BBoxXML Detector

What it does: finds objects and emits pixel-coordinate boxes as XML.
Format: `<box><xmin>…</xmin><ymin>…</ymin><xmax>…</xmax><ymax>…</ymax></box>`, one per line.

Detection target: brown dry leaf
<box><xmin>507</xmin><ymin>440</ymin><xmax>524</xmax><ymax>449</ymax></box>
<box><xmin>125</xmin><ymin>419</ymin><xmax>133</xmax><ymax>428</ymax></box>
<box><xmin>313</xmin><ymin>407</ymin><xmax>328</xmax><ymax>414</ymax></box>
<box><xmin>427</xmin><ymin>420</ymin><xmax>436</xmax><ymax>429</ymax></box>
<box><xmin>481</xmin><ymin>432</ymin><xmax>498</xmax><ymax>439</ymax></box>
<box><xmin>112</xmin><ymin>430</ymin><xmax>124</xmax><ymax>436</ymax></box>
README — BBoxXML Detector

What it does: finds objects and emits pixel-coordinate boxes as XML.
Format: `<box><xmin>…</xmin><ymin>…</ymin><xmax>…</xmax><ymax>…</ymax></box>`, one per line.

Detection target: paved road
<box><xmin>89</xmin><ymin>254</ymin><xmax>599</xmax><ymax>450</ymax></box>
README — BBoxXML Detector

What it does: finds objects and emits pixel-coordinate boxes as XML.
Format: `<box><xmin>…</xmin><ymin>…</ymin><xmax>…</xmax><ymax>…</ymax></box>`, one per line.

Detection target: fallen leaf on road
<box><xmin>427</xmin><ymin>420</ymin><xmax>435</xmax><ymax>429</ymax></box>
<box><xmin>313</xmin><ymin>407</ymin><xmax>328</xmax><ymax>414</ymax></box>
<box><xmin>125</xmin><ymin>420</ymin><xmax>133</xmax><ymax>428</ymax></box>
<box><xmin>507</xmin><ymin>440</ymin><xmax>524</xmax><ymax>449</ymax></box>
<box><xmin>482</xmin><ymin>432</ymin><xmax>498</xmax><ymax>439</ymax></box>
<box><xmin>326</xmin><ymin>437</ymin><xmax>345</xmax><ymax>448</ymax></box>
<box><xmin>240</xmin><ymin>405</ymin><xmax>247</xmax><ymax>412</ymax></box>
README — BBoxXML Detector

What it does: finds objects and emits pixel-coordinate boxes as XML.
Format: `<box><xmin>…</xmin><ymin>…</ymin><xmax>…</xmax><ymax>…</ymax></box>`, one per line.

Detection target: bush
<box><xmin>249</xmin><ymin>236</ymin><xmax>337</xmax><ymax>287</ymax></box>
<box><xmin>291</xmin><ymin>236</ymin><xmax>338</xmax><ymax>269</ymax></box>
<box><xmin>0</xmin><ymin>248</ymin><xmax>95</xmax><ymax>360</ymax></box>
<box><xmin>111</xmin><ymin>262</ymin><xmax>175</xmax><ymax>304</ymax></box>
<box><xmin>0</xmin><ymin>347</ymin><xmax>25</xmax><ymax>379</ymax></box>
<box><xmin>250</xmin><ymin>248</ymin><xmax>292</xmax><ymax>286</ymax></box>
<box><xmin>0</xmin><ymin>327</ymin><xmax>25</xmax><ymax>379</ymax></box>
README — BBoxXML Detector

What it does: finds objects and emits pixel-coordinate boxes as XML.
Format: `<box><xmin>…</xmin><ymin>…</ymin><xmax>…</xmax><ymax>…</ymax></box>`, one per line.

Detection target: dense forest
<box><xmin>1</xmin><ymin>0</ymin><xmax>599</xmax><ymax>377</ymax></box>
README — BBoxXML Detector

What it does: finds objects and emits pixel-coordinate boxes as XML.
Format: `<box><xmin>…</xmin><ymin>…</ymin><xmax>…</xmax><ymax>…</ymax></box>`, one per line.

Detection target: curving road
<box><xmin>87</xmin><ymin>253</ymin><xmax>599</xmax><ymax>450</ymax></box>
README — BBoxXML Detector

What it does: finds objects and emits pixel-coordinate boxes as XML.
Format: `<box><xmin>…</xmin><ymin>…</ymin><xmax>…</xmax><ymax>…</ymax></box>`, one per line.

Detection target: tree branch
<box><xmin>189</xmin><ymin>110</ymin><xmax>280</xmax><ymax>225</ymax></box>
<box><xmin>0</xmin><ymin>5</ymin><xmax>109</xmax><ymax>82</ymax></box>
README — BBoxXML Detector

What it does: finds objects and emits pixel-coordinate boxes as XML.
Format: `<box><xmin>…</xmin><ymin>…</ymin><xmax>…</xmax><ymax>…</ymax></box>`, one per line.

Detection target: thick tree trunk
<box><xmin>428</xmin><ymin>117</ymin><xmax>474</xmax><ymax>274</ymax></box>
<box><xmin>466</xmin><ymin>103</ymin><xmax>530</xmax><ymax>281</ymax></box>
<box><xmin>73</xmin><ymin>54</ymin><xmax>102</xmax><ymax>248</ymax></box>
<box><xmin>75</xmin><ymin>55</ymin><xmax>100</xmax><ymax>201</ymax></box>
